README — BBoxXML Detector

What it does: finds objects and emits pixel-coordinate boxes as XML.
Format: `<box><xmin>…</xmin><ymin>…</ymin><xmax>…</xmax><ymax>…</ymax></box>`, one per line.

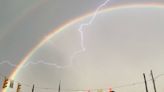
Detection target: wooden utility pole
<box><xmin>32</xmin><ymin>84</ymin><xmax>35</xmax><ymax>92</ymax></box>
<box><xmin>58</xmin><ymin>80</ymin><xmax>61</xmax><ymax>92</ymax></box>
<box><xmin>143</xmin><ymin>73</ymin><xmax>148</xmax><ymax>92</ymax></box>
<box><xmin>151</xmin><ymin>70</ymin><xmax>157</xmax><ymax>92</ymax></box>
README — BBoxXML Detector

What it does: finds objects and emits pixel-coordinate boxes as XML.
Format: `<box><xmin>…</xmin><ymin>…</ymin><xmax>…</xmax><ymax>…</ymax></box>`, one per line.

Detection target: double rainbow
<box><xmin>3</xmin><ymin>3</ymin><xmax>164</xmax><ymax>92</ymax></box>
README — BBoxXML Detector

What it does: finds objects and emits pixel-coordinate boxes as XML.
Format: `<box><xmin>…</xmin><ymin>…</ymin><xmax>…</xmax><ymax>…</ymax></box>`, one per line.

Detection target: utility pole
<box><xmin>151</xmin><ymin>70</ymin><xmax>157</xmax><ymax>92</ymax></box>
<box><xmin>58</xmin><ymin>80</ymin><xmax>61</xmax><ymax>92</ymax></box>
<box><xmin>143</xmin><ymin>73</ymin><xmax>148</xmax><ymax>92</ymax></box>
<box><xmin>32</xmin><ymin>84</ymin><xmax>35</xmax><ymax>92</ymax></box>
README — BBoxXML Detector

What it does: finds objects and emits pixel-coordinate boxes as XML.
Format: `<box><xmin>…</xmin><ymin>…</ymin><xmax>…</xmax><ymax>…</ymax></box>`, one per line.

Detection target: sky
<box><xmin>1</xmin><ymin>0</ymin><xmax>164</xmax><ymax>92</ymax></box>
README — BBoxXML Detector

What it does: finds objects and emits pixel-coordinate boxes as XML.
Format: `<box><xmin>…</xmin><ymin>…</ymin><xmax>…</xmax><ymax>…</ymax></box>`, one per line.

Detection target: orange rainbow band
<box><xmin>3</xmin><ymin>3</ymin><xmax>164</xmax><ymax>92</ymax></box>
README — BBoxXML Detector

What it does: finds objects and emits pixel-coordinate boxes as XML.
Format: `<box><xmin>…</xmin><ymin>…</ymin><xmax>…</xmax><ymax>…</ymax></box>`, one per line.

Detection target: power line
<box><xmin>0</xmin><ymin>72</ymin><xmax>164</xmax><ymax>91</ymax></box>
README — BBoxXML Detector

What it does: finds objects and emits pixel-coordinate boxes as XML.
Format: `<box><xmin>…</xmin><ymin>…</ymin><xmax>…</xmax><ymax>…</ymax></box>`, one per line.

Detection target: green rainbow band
<box><xmin>4</xmin><ymin>3</ymin><xmax>164</xmax><ymax>92</ymax></box>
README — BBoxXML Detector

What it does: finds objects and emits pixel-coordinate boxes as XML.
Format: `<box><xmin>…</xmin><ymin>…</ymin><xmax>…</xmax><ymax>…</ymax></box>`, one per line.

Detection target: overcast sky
<box><xmin>1</xmin><ymin>0</ymin><xmax>164</xmax><ymax>92</ymax></box>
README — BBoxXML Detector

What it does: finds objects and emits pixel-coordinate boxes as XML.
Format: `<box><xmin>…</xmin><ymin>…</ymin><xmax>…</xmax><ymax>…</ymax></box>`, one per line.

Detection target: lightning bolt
<box><xmin>79</xmin><ymin>0</ymin><xmax>111</xmax><ymax>51</ymax></box>
<box><xmin>0</xmin><ymin>0</ymin><xmax>111</xmax><ymax>68</ymax></box>
<box><xmin>67</xmin><ymin>0</ymin><xmax>111</xmax><ymax>68</ymax></box>
<box><xmin>0</xmin><ymin>60</ymin><xmax>63</xmax><ymax>68</ymax></box>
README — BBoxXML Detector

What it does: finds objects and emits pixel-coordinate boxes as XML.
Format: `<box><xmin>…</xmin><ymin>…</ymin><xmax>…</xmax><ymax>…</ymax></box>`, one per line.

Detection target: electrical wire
<box><xmin>0</xmin><ymin>72</ymin><xmax>164</xmax><ymax>91</ymax></box>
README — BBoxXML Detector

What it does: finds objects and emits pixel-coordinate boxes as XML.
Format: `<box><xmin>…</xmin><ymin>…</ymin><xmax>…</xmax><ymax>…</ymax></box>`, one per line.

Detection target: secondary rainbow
<box><xmin>3</xmin><ymin>3</ymin><xmax>164</xmax><ymax>92</ymax></box>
